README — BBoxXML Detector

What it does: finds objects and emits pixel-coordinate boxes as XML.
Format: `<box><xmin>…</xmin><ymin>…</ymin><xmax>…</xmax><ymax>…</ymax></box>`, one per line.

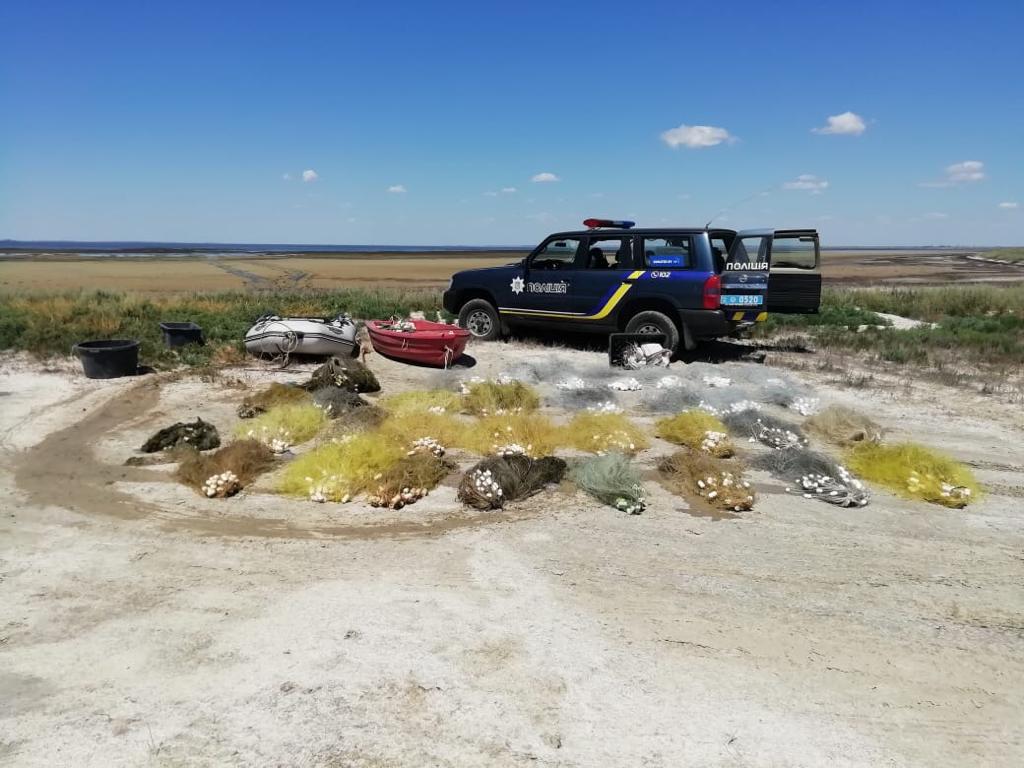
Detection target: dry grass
<box><xmin>462</xmin><ymin>380</ymin><xmax>540</xmax><ymax>415</ymax></box>
<box><xmin>233</xmin><ymin>403</ymin><xmax>327</xmax><ymax>446</ymax></box>
<box><xmin>845</xmin><ymin>442</ymin><xmax>979</xmax><ymax>508</ymax></box>
<box><xmin>566</xmin><ymin>412</ymin><xmax>649</xmax><ymax>455</ymax></box>
<box><xmin>657</xmin><ymin>450</ymin><xmax>755</xmax><ymax>512</ymax></box>
<box><xmin>175</xmin><ymin>440</ymin><xmax>277</xmax><ymax>494</ymax></box>
<box><xmin>805</xmin><ymin>405</ymin><xmax>883</xmax><ymax>447</ymax></box>
<box><xmin>655</xmin><ymin>411</ymin><xmax>734</xmax><ymax>457</ymax></box>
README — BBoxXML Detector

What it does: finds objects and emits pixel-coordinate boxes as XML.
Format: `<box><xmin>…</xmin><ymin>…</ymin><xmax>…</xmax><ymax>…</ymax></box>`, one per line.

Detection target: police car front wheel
<box><xmin>458</xmin><ymin>299</ymin><xmax>501</xmax><ymax>341</ymax></box>
<box><xmin>624</xmin><ymin>310</ymin><xmax>680</xmax><ymax>353</ymax></box>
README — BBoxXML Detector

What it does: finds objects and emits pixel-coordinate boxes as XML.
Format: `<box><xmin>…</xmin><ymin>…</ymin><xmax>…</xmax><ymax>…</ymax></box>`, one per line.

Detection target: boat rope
<box><xmin>443</xmin><ymin>345</ymin><xmax>454</xmax><ymax>369</ymax></box>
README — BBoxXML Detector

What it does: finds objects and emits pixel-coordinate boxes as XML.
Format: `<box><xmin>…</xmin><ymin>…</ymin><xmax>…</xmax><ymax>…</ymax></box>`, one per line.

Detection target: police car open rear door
<box><xmin>766</xmin><ymin>229</ymin><xmax>821</xmax><ymax>314</ymax></box>
<box><xmin>720</xmin><ymin>229</ymin><xmax>772</xmax><ymax>316</ymax></box>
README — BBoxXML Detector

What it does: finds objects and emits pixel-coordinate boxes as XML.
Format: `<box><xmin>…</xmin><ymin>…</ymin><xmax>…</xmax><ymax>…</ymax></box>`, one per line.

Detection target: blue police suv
<box><xmin>442</xmin><ymin>219</ymin><xmax>821</xmax><ymax>353</ymax></box>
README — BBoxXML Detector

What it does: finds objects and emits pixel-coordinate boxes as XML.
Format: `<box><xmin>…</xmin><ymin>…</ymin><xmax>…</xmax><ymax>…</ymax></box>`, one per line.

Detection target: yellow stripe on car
<box><xmin>499</xmin><ymin>271</ymin><xmax>646</xmax><ymax>321</ymax></box>
<box><xmin>755</xmin><ymin>311</ymin><xmax>768</xmax><ymax>322</ymax></box>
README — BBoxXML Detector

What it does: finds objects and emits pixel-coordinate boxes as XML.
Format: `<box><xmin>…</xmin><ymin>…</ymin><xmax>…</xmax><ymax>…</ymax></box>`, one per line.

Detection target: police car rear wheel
<box><xmin>458</xmin><ymin>299</ymin><xmax>501</xmax><ymax>341</ymax></box>
<box><xmin>624</xmin><ymin>311</ymin><xmax>680</xmax><ymax>353</ymax></box>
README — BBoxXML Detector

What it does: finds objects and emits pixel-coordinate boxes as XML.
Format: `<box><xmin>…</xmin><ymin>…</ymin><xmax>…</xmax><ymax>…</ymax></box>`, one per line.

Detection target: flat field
<box><xmin>2</xmin><ymin>248</ymin><xmax>1023</xmax><ymax>294</ymax></box>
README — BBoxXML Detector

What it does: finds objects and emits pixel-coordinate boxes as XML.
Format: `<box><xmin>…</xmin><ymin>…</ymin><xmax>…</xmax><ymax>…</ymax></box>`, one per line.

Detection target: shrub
<box><xmin>658</xmin><ymin>451</ymin><xmax>755</xmax><ymax>512</ymax></box>
<box><xmin>571</xmin><ymin>452</ymin><xmax>646</xmax><ymax>514</ymax></box>
<box><xmin>278</xmin><ymin>432</ymin><xmax>406</xmax><ymax>502</ymax></box>
<box><xmin>656</xmin><ymin>410</ymin><xmax>734</xmax><ymax>457</ymax></box>
<box><xmin>234</xmin><ymin>403</ymin><xmax>327</xmax><ymax>449</ymax></box>
<box><xmin>175</xmin><ymin>439</ymin><xmax>277</xmax><ymax>496</ymax></box>
<box><xmin>845</xmin><ymin>442</ymin><xmax>979</xmax><ymax>508</ymax></box>
<box><xmin>462</xmin><ymin>380</ymin><xmax>540</xmax><ymax>415</ymax></box>
<box><xmin>566</xmin><ymin>412</ymin><xmax>649</xmax><ymax>455</ymax></box>
<box><xmin>805</xmin><ymin>405</ymin><xmax>883</xmax><ymax>447</ymax></box>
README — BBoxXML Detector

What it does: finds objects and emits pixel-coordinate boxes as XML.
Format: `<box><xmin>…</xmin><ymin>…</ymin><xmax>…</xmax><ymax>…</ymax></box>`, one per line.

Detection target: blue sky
<box><xmin>2</xmin><ymin>0</ymin><xmax>1022</xmax><ymax>246</ymax></box>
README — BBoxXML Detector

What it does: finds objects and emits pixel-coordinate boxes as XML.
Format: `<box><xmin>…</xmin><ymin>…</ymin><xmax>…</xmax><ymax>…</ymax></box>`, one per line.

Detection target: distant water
<box><xmin>0</xmin><ymin>240</ymin><xmax>970</xmax><ymax>260</ymax></box>
<box><xmin>0</xmin><ymin>240</ymin><xmax>530</xmax><ymax>259</ymax></box>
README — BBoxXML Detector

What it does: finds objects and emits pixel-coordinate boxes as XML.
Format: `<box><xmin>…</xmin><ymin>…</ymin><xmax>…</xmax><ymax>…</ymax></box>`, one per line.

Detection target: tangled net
<box><xmin>752</xmin><ymin>448</ymin><xmax>870</xmax><ymax>508</ymax></box>
<box><xmin>658</xmin><ymin>451</ymin><xmax>755</xmax><ymax>512</ymax></box>
<box><xmin>571</xmin><ymin>452</ymin><xmax>647</xmax><ymax>514</ymax></box>
<box><xmin>722</xmin><ymin>410</ymin><xmax>808</xmax><ymax>450</ymax></box>
<box><xmin>302</xmin><ymin>356</ymin><xmax>381</xmax><ymax>394</ymax></box>
<box><xmin>457</xmin><ymin>454</ymin><xmax>567</xmax><ymax>510</ymax></box>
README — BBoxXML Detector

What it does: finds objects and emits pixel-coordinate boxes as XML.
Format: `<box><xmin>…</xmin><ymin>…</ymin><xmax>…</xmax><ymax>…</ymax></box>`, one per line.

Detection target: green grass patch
<box><xmin>0</xmin><ymin>287</ymin><xmax>442</xmax><ymax>368</ymax></box>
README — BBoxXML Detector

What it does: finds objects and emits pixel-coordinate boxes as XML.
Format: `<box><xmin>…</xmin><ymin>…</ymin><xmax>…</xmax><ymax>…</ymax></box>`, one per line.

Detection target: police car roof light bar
<box><xmin>583</xmin><ymin>218</ymin><xmax>636</xmax><ymax>229</ymax></box>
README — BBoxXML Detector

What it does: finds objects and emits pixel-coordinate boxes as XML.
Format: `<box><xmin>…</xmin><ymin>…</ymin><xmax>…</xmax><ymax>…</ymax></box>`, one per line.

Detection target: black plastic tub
<box><xmin>73</xmin><ymin>339</ymin><xmax>140</xmax><ymax>379</ymax></box>
<box><xmin>160</xmin><ymin>321</ymin><xmax>205</xmax><ymax>348</ymax></box>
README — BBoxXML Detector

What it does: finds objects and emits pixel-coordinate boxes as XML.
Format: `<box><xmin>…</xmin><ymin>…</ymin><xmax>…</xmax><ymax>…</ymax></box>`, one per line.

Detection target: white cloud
<box><xmin>920</xmin><ymin>160</ymin><xmax>986</xmax><ymax>187</ymax></box>
<box><xmin>531</xmin><ymin>172</ymin><xmax>560</xmax><ymax>183</ymax></box>
<box><xmin>483</xmin><ymin>191</ymin><xmax>498</xmax><ymax>197</ymax></box>
<box><xmin>501</xmin><ymin>186</ymin><xmax>517</xmax><ymax>194</ymax></box>
<box><xmin>660</xmin><ymin>124</ymin><xmax>735</xmax><ymax>149</ymax></box>
<box><xmin>387</xmin><ymin>184</ymin><xmax>407</xmax><ymax>194</ymax></box>
<box><xmin>282</xmin><ymin>172</ymin><xmax>292</xmax><ymax>181</ymax></box>
<box><xmin>783</xmin><ymin>174</ymin><xmax>829</xmax><ymax>193</ymax></box>
<box><xmin>301</xmin><ymin>169</ymin><xmax>319</xmax><ymax>183</ymax></box>
<box><xmin>812</xmin><ymin>111</ymin><xmax>866</xmax><ymax>135</ymax></box>
<box><xmin>998</xmin><ymin>201</ymin><xmax>1019</xmax><ymax>209</ymax></box>
<box><xmin>923</xmin><ymin>212</ymin><xmax>949</xmax><ymax>220</ymax></box>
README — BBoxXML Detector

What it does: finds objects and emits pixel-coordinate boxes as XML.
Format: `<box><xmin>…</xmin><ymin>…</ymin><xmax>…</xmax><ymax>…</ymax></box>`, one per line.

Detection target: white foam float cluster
<box><xmin>788</xmin><ymin>465</ymin><xmax>869</xmax><ymax>507</ymax></box>
<box><xmin>247</xmin><ymin>426</ymin><xmax>293</xmax><ymax>454</ymax></box>
<box><xmin>427</xmin><ymin>405</ymin><xmax>448</xmax><ymax>414</ymax></box>
<box><xmin>790</xmin><ymin>396</ymin><xmax>821</xmax><ymax>416</ymax></box>
<box><xmin>368</xmin><ymin>485</ymin><xmax>429</xmax><ymax>509</ymax></box>
<box><xmin>656</xmin><ymin>375</ymin><xmax>683</xmax><ymax>389</ymax></box>
<box><xmin>907</xmin><ymin>472</ymin><xmax>971</xmax><ymax>504</ymax></box>
<box><xmin>592</xmin><ymin>431</ymin><xmax>638</xmax><ymax>455</ymax></box>
<box><xmin>587</xmin><ymin>401</ymin><xmax>623</xmax><ymax>414</ymax></box>
<box><xmin>699</xmin><ymin>399</ymin><xmax>760</xmax><ymax>416</ymax></box>
<box><xmin>702</xmin><ymin>375</ymin><xmax>732</xmax><ymax>388</ymax></box>
<box><xmin>409</xmin><ymin>436</ymin><xmax>446</xmax><ymax>457</ymax></box>
<box><xmin>700</xmin><ymin>430</ymin><xmax>730</xmax><ymax>454</ymax></box>
<box><xmin>493</xmin><ymin>443</ymin><xmax>531</xmax><ymax>458</ymax></box>
<box><xmin>608</xmin><ymin>377</ymin><xmax>642</xmax><ymax>392</ymax></box>
<box><xmin>556</xmin><ymin>377</ymin><xmax>588</xmax><ymax>391</ymax></box>
<box><xmin>203</xmin><ymin>471</ymin><xmax>241</xmax><ymax>498</ymax></box>
<box><xmin>614</xmin><ymin>484</ymin><xmax>646</xmax><ymax>515</ymax></box>
<box><xmin>469</xmin><ymin>468</ymin><xmax>504</xmax><ymax>502</ymax></box>
<box><xmin>750</xmin><ymin>421</ymin><xmax>808</xmax><ymax>450</ymax></box>
<box><xmin>458</xmin><ymin>376</ymin><xmax>486</xmax><ymax>394</ymax></box>
<box><xmin>696</xmin><ymin>472</ymin><xmax>754</xmax><ymax>511</ymax></box>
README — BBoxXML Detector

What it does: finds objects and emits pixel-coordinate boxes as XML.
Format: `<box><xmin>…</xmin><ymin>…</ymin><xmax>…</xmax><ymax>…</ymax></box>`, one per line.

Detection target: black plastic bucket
<box><xmin>160</xmin><ymin>321</ymin><xmax>205</xmax><ymax>348</ymax></box>
<box><xmin>73</xmin><ymin>339</ymin><xmax>140</xmax><ymax>379</ymax></box>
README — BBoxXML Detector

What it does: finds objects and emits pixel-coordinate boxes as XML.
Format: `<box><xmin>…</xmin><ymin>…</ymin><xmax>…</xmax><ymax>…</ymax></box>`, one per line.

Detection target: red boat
<box><xmin>366</xmin><ymin>319</ymin><xmax>471</xmax><ymax>367</ymax></box>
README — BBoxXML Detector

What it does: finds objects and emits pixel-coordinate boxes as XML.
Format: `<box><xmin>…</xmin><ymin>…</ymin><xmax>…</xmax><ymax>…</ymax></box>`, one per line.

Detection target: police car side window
<box><xmin>530</xmin><ymin>238</ymin><xmax>580</xmax><ymax>270</ymax></box>
<box><xmin>643</xmin><ymin>237</ymin><xmax>692</xmax><ymax>269</ymax></box>
<box><xmin>585</xmin><ymin>238</ymin><xmax>632</xmax><ymax>269</ymax></box>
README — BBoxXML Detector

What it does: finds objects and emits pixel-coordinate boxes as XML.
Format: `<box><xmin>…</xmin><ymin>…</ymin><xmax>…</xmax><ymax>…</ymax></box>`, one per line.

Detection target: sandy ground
<box><xmin>3</xmin><ymin>249</ymin><xmax>1022</xmax><ymax>294</ymax></box>
<box><xmin>1</xmin><ymin>342</ymin><xmax>1023</xmax><ymax>767</ymax></box>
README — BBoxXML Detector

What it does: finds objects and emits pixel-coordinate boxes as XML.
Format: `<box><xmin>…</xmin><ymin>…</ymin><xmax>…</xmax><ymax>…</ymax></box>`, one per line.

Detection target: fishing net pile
<box><xmin>457</xmin><ymin>454</ymin><xmax>567</xmax><ymax>510</ymax></box>
<box><xmin>302</xmin><ymin>356</ymin><xmax>381</xmax><ymax>394</ymax></box>
<box><xmin>805</xmin><ymin>405</ymin><xmax>883</xmax><ymax>447</ymax></box>
<box><xmin>658</xmin><ymin>451</ymin><xmax>755</xmax><ymax>512</ymax></box>
<box><xmin>175</xmin><ymin>439</ymin><xmax>277</xmax><ymax>498</ymax></box>
<box><xmin>237</xmin><ymin>383</ymin><xmax>309</xmax><ymax>419</ymax></box>
<box><xmin>570</xmin><ymin>452</ymin><xmax>647</xmax><ymax>514</ymax></box>
<box><xmin>722</xmin><ymin>410</ymin><xmax>808</xmax><ymax>450</ymax></box>
<box><xmin>752</xmin><ymin>448</ymin><xmax>869</xmax><ymax>508</ymax></box>
<box><xmin>141</xmin><ymin>418</ymin><xmax>221</xmax><ymax>453</ymax></box>
<box><xmin>367</xmin><ymin>453</ymin><xmax>455</xmax><ymax>509</ymax></box>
